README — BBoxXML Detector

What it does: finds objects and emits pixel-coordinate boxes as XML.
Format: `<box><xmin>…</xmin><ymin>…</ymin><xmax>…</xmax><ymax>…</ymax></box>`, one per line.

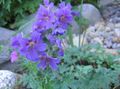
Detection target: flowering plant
<box><xmin>10</xmin><ymin>0</ymin><xmax>120</xmax><ymax>89</ymax></box>
<box><xmin>11</xmin><ymin>0</ymin><xmax>76</xmax><ymax>70</ymax></box>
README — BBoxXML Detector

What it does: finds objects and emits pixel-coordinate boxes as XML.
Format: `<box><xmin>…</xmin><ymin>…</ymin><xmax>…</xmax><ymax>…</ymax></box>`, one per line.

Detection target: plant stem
<box><xmin>78</xmin><ymin>0</ymin><xmax>83</xmax><ymax>47</ymax></box>
<box><xmin>68</xmin><ymin>27</ymin><xmax>73</xmax><ymax>46</ymax></box>
<box><xmin>81</xmin><ymin>28</ymin><xmax>87</xmax><ymax>46</ymax></box>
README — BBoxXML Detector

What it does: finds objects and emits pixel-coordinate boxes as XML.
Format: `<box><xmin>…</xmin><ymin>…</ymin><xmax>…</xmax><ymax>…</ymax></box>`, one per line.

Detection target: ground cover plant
<box><xmin>10</xmin><ymin>0</ymin><xmax>120</xmax><ymax>89</ymax></box>
<box><xmin>20</xmin><ymin>44</ymin><xmax>120</xmax><ymax>89</ymax></box>
<box><xmin>0</xmin><ymin>0</ymin><xmax>98</xmax><ymax>29</ymax></box>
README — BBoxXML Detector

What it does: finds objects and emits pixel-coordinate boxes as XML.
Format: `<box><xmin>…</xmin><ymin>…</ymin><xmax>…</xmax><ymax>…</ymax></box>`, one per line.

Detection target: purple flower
<box><xmin>47</xmin><ymin>35</ymin><xmax>62</xmax><ymax>48</ymax></box>
<box><xmin>55</xmin><ymin>2</ymin><xmax>73</xmax><ymax>29</ymax></box>
<box><xmin>47</xmin><ymin>34</ymin><xmax>56</xmax><ymax>44</ymax></box>
<box><xmin>36</xmin><ymin>1</ymin><xmax>55</xmax><ymax>29</ymax></box>
<box><xmin>58</xmin><ymin>49</ymin><xmax>64</xmax><ymax>56</ymax></box>
<box><xmin>55</xmin><ymin>39</ymin><xmax>62</xmax><ymax>48</ymax></box>
<box><xmin>38</xmin><ymin>54</ymin><xmax>60</xmax><ymax>70</ymax></box>
<box><xmin>52</xmin><ymin>27</ymin><xmax>66</xmax><ymax>35</ymax></box>
<box><xmin>11</xmin><ymin>0</ymin><xmax>75</xmax><ymax>71</ymax></box>
<box><xmin>72</xmin><ymin>10</ymin><xmax>80</xmax><ymax>17</ymax></box>
<box><xmin>20</xmin><ymin>32</ymin><xmax>47</xmax><ymax>61</ymax></box>
<box><xmin>44</xmin><ymin>0</ymin><xmax>49</xmax><ymax>5</ymax></box>
<box><xmin>43</xmin><ymin>0</ymin><xmax>52</xmax><ymax>6</ymax></box>
<box><xmin>11</xmin><ymin>34</ymin><xmax>23</xmax><ymax>48</ymax></box>
<box><xmin>10</xmin><ymin>51</ymin><xmax>18</xmax><ymax>63</ymax></box>
<box><xmin>32</xmin><ymin>21</ymin><xmax>45</xmax><ymax>33</ymax></box>
<box><xmin>59</xmin><ymin>2</ymin><xmax>72</xmax><ymax>9</ymax></box>
<box><xmin>55</xmin><ymin>39</ymin><xmax>64</xmax><ymax>56</ymax></box>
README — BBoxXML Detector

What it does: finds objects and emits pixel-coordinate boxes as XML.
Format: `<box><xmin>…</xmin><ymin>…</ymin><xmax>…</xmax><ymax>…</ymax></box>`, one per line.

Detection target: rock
<box><xmin>112</xmin><ymin>43</ymin><xmax>118</xmax><ymax>49</ymax></box>
<box><xmin>105</xmin><ymin>41</ymin><xmax>112</xmax><ymax>48</ymax></box>
<box><xmin>93</xmin><ymin>37</ymin><xmax>103</xmax><ymax>45</ymax></box>
<box><xmin>117</xmin><ymin>44</ymin><xmax>120</xmax><ymax>48</ymax></box>
<box><xmin>99</xmin><ymin>0</ymin><xmax>115</xmax><ymax>6</ymax></box>
<box><xmin>85</xmin><ymin>21</ymin><xmax>120</xmax><ymax>49</ymax></box>
<box><xmin>0</xmin><ymin>46</ymin><xmax>10</xmax><ymax>64</ymax></box>
<box><xmin>0</xmin><ymin>15</ymin><xmax>35</xmax><ymax>71</ymax></box>
<box><xmin>95</xmin><ymin>22</ymin><xmax>105</xmax><ymax>31</ymax></box>
<box><xmin>0</xmin><ymin>27</ymin><xmax>22</xmax><ymax>73</ymax></box>
<box><xmin>87</xmin><ymin>26</ymin><xmax>96</xmax><ymax>32</ymax></box>
<box><xmin>101</xmin><ymin>0</ymin><xmax>120</xmax><ymax>24</ymax></box>
<box><xmin>112</xmin><ymin>37</ymin><xmax>120</xmax><ymax>43</ymax></box>
<box><xmin>115</xmin><ymin>28</ymin><xmax>120</xmax><ymax>37</ymax></box>
<box><xmin>105</xmin><ymin>27</ymin><xmax>111</xmax><ymax>32</ymax></box>
<box><xmin>0</xmin><ymin>61</ymin><xmax>22</xmax><ymax>73</ymax></box>
<box><xmin>79</xmin><ymin>4</ymin><xmax>103</xmax><ymax>25</ymax></box>
<box><xmin>106</xmin><ymin>23</ymin><xmax>115</xmax><ymax>29</ymax></box>
<box><xmin>0</xmin><ymin>27</ymin><xmax>14</xmax><ymax>44</ymax></box>
<box><xmin>115</xmin><ymin>23</ymin><xmax>120</xmax><ymax>28</ymax></box>
<box><xmin>0</xmin><ymin>70</ymin><xmax>21</xmax><ymax>89</ymax></box>
<box><xmin>0</xmin><ymin>27</ymin><xmax>15</xmax><ymax>64</ymax></box>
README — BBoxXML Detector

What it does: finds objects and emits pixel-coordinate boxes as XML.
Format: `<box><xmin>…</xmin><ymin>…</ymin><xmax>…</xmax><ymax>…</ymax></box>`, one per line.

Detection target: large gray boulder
<box><xmin>0</xmin><ymin>27</ymin><xmax>14</xmax><ymax>45</ymax></box>
<box><xmin>0</xmin><ymin>27</ymin><xmax>15</xmax><ymax>64</ymax></box>
<box><xmin>79</xmin><ymin>4</ymin><xmax>103</xmax><ymax>25</ymax></box>
<box><xmin>0</xmin><ymin>27</ymin><xmax>22</xmax><ymax>73</ymax></box>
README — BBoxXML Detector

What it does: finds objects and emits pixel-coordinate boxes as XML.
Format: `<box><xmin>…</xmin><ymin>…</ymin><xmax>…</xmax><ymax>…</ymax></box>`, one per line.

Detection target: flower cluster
<box><xmin>11</xmin><ymin>0</ymin><xmax>73</xmax><ymax>70</ymax></box>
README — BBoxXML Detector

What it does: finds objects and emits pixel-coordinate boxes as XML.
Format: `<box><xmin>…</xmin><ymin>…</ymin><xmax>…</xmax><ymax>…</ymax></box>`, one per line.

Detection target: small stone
<box><xmin>104</xmin><ymin>45</ymin><xmax>107</xmax><ymax>48</ymax></box>
<box><xmin>105</xmin><ymin>27</ymin><xmax>111</xmax><ymax>32</ymax></box>
<box><xmin>87</xmin><ymin>26</ymin><xmax>96</xmax><ymax>32</ymax></box>
<box><xmin>112</xmin><ymin>37</ymin><xmax>120</xmax><ymax>43</ymax></box>
<box><xmin>115</xmin><ymin>23</ymin><xmax>120</xmax><ymax>28</ymax></box>
<box><xmin>86</xmin><ymin>32</ymin><xmax>98</xmax><ymax>38</ymax></box>
<box><xmin>108</xmin><ymin>31</ymin><xmax>115</xmax><ymax>36</ymax></box>
<box><xmin>115</xmin><ymin>28</ymin><xmax>120</xmax><ymax>37</ymax></box>
<box><xmin>95</xmin><ymin>23</ymin><xmax>105</xmax><ymax>31</ymax></box>
<box><xmin>106</xmin><ymin>36</ymin><xmax>113</xmax><ymax>42</ymax></box>
<box><xmin>104</xmin><ymin>39</ymin><xmax>113</xmax><ymax>48</ymax></box>
<box><xmin>107</xmin><ymin>23</ymin><xmax>115</xmax><ymax>29</ymax></box>
<box><xmin>93</xmin><ymin>37</ymin><xmax>103</xmax><ymax>45</ymax></box>
<box><xmin>112</xmin><ymin>43</ymin><xmax>118</xmax><ymax>49</ymax></box>
<box><xmin>117</xmin><ymin>44</ymin><xmax>120</xmax><ymax>48</ymax></box>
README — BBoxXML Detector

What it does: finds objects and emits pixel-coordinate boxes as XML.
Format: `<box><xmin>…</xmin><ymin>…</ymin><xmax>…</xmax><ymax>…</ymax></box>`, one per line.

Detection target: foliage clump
<box><xmin>0</xmin><ymin>0</ymin><xmax>42</xmax><ymax>29</ymax></box>
<box><xmin>0</xmin><ymin>0</ymin><xmax>98</xmax><ymax>29</ymax></box>
<box><xmin>9</xmin><ymin>0</ymin><xmax>120</xmax><ymax>89</ymax></box>
<box><xmin>20</xmin><ymin>44</ymin><xmax>120</xmax><ymax>89</ymax></box>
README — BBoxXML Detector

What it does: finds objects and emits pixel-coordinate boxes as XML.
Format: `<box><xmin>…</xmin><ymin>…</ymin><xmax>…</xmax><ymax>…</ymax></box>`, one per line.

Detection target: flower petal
<box><xmin>10</xmin><ymin>51</ymin><xmax>18</xmax><ymax>63</ymax></box>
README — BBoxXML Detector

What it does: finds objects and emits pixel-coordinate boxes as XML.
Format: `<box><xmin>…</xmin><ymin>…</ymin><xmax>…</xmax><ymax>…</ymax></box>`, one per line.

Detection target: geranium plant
<box><xmin>10</xmin><ymin>0</ymin><xmax>120</xmax><ymax>89</ymax></box>
<box><xmin>11</xmin><ymin>0</ymin><xmax>76</xmax><ymax>70</ymax></box>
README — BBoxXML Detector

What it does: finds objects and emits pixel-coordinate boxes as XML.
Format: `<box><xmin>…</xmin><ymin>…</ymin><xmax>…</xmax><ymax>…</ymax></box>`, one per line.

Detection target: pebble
<box><xmin>115</xmin><ymin>23</ymin><xmax>120</xmax><ymax>28</ymax></box>
<box><xmin>86</xmin><ymin>21</ymin><xmax>120</xmax><ymax>49</ymax></box>
<box><xmin>93</xmin><ymin>37</ymin><xmax>103</xmax><ymax>45</ymax></box>
<box><xmin>115</xmin><ymin>28</ymin><xmax>120</xmax><ymax>37</ymax></box>
<box><xmin>85</xmin><ymin>0</ymin><xmax>120</xmax><ymax>49</ymax></box>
